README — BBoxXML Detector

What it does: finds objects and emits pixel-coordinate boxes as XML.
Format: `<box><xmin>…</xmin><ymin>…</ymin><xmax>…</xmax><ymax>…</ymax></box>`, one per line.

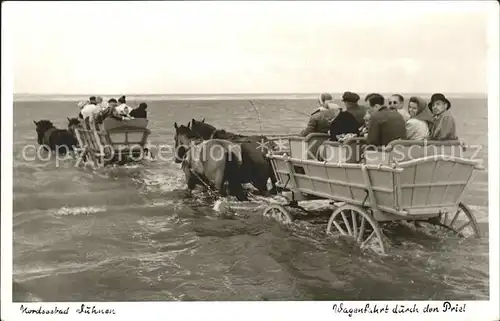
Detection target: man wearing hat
<box><xmin>428</xmin><ymin>93</ymin><xmax>457</xmax><ymax>140</ymax></box>
<box><xmin>341</xmin><ymin>91</ymin><xmax>368</xmax><ymax>126</ymax></box>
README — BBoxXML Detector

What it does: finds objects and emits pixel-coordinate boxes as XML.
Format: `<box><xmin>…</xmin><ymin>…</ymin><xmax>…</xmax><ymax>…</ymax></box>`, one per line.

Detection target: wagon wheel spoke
<box><xmin>351</xmin><ymin>210</ymin><xmax>358</xmax><ymax>239</ymax></box>
<box><xmin>341</xmin><ymin>211</ymin><xmax>353</xmax><ymax>236</ymax></box>
<box><xmin>456</xmin><ymin>221</ymin><xmax>472</xmax><ymax>233</ymax></box>
<box><xmin>333</xmin><ymin>221</ymin><xmax>347</xmax><ymax>236</ymax></box>
<box><xmin>357</xmin><ymin>216</ymin><xmax>366</xmax><ymax>243</ymax></box>
<box><xmin>449</xmin><ymin>208</ymin><xmax>461</xmax><ymax>228</ymax></box>
<box><xmin>360</xmin><ymin>231</ymin><xmax>376</xmax><ymax>248</ymax></box>
<box><xmin>441</xmin><ymin>212</ymin><xmax>449</xmax><ymax>226</ymax></box>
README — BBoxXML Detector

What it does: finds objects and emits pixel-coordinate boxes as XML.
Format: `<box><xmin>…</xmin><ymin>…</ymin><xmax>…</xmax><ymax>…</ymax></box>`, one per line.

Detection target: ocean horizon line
<box><xmin>12</xmin><ymin>92</ymin><xmax>487</xmax><ymax>102</ymax></box>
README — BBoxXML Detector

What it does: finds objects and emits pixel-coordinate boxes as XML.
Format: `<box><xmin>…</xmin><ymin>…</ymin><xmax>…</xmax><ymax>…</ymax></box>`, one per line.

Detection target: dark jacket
<box><xmin>329</xmin><ymin>111</ymin><xmax>360</xmax><ymax>141</ymax></box>
<box><xmin>130</xmin><ymin>107</ymin><xmax>147</xmax><ymax>119</ymax></box>
<box><xmin>366</xmin><ymin>107</ymin><xmax>407</xmax><ymax>147</ymax></box>
<box><xmin>94</xmin><ymin>106</ymin><xmax>123</xmax><ymax>123</ymax></box>
<box><xmin>345</xmin><ymin>103</ymin><xmax>368</xmax><ymax>126</ymax></box>
<box><xmin>300</xmin><ymin>108</ymin><xmax>337</xmax><ymax>136</ymax></box>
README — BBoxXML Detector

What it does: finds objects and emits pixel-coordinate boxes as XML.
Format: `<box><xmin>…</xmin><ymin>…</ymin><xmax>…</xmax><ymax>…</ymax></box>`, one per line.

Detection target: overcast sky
<box><xmin>4</xmin><ymin>1</ymin><xmax>492</xmax><ymax>94</ymax></box>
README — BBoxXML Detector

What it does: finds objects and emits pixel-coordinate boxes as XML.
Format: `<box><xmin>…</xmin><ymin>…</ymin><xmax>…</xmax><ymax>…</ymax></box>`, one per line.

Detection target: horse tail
<box><xmin>224</xmin><ymin>150</ymin><xmax>247</xmax><ymax>201</ymax></box>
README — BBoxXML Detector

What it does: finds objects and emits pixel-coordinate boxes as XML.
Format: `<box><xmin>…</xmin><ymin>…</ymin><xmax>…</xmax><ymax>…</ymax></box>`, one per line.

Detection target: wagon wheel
<box><xmin>326</xmin><ymin>204</ymin><xmax>386</xmax><ymax>254</ymax></box>
<box><xmin>429</xmin><ymin>202</ymin><xmax>481</xmax><ymax>238</ymax></box>
<box><xmin>263</xmin><ymin>204</ymin><xmax>293</xmax><ymax>225</ymax></box>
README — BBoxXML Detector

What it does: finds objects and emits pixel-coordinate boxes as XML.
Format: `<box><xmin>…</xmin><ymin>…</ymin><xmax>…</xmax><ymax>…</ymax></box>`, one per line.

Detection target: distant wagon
<box><xmin>71</xmin><ymin>118</ymin><xmax>151</xmax><ymax>168</ymax></box>
<box><xmin>264</xmin><ymin>133</ymin><xmax>484</xmax><ymax>254</ymax></box>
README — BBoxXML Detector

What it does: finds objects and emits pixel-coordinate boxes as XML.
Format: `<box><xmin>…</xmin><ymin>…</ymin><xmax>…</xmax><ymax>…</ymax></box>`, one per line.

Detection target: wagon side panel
<box><xmin>398</xmin><ymin>157</ymin><xmax>479</xmax><ymax>214</ymax></box>
<box><xmin>366</xmin><ymin>168</ymin><xmax>396</xmax><ymax>210</ymax></box>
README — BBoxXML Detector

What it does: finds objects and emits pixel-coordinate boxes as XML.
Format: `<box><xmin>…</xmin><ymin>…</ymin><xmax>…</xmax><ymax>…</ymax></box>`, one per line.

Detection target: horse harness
<box><xmin>180</xmin><ymin>141</ymin><xmax>220</xmax><ymax>199</ymax></box>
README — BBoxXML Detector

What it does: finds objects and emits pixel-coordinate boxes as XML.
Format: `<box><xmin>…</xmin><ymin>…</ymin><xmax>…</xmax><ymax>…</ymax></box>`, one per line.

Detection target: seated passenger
<box><xmin>341</xmin><ymin>91</ymin><xmax>368</xmax><ymax>126</ymax></box>
<box><xmin>406</xmin><ymin>96</ymin><xmax>434</xmax><ymax>140</ymax></box>
<box><xmin>299</xmin><ymin>92</ymin><xmax>335</xmax><ymax>136</ymax></box>
<box><xmin>115</xmin><ymin>95</ymin><xmax>133</xmax><ymax>119</ymax></box>
<box><xmin>95</xmin><ymin>96</ymin><xmax>107</xmax><ymax>110</ymax></box>
<box><xmin>95</xmin><ymin>98</ymin><xmax>124</xmax><ymax>123</ymax></box>
<box><xmin>129</xmin><ymin>102</ymin><xmax>148</xmax><ymax>119</ymax></box>
<box><xmin>300</xmin><ymin>101</ymin><xmax>338</xmax><ymax>137</ymax></box>
<box><xmin>315</xmin><ymin>92</ymin><xmax>333</xmax><ymax>113</ymax></box>
<box><xmin>365</xmin><ymin>93</ymin><xmax>407</xmax><ymax>147</ymax></box>
<box><xmin>428</xmin><ymin>93</ymin><xmax>457</xmax><ymax>140</ymax></box>
<box><xmin>328</xmin><ymin>102</ymin><xmax>361</xmax><ymax>142</ymax></box>
<box><xmin>388</xmin><ymin>94</ymin><xmax>411</xmax><ymax>122</ymax></box>
<box><xmin>80</xmin><ymin>97</ymin><xmax>101</xmax><ymax>121</ymax></box>
<box><xmin>359</xmin><ymin>108</ymin><xmax>375</xmax><ymax>137</ymax></box>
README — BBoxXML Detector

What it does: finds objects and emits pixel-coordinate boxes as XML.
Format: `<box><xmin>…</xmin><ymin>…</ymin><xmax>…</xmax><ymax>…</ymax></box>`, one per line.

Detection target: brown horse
<box><xmin>174</xmin><ymin>122</ymin><xmax>248</xmax><ymax>201</ymax></box>
<box><xmin>190</xmin><ymin>118</ymin><xmax>277</xmax><ymax>195</ymax></box>
<box><xmin>34</xmin><ymin>120</ymin><xmax>78</xmax><ymax>155</ymax></box>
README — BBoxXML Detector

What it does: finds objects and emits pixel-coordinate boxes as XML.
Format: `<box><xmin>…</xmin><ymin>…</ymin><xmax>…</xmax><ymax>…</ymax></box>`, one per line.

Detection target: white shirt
<box><xmin>115</xmin><ymin>103</ymin><xmax>131</xmax><ymax>116</ymax></box>
<box><xmin>80</xmin><ymin>103</ymin><xmax>101</xmax><ymax>120</ymax></box>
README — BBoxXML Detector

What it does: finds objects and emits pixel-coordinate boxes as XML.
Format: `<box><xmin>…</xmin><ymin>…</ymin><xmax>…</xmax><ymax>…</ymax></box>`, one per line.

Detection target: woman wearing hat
<box><xmin>405</xmin><ymin>96</ymin><xmax>434</xmax><ymax>140</ymax></box>
<box><xmin>428</xmin><ymin>93</ymin><xmax>457</xmax><ymax>140</ymax></box>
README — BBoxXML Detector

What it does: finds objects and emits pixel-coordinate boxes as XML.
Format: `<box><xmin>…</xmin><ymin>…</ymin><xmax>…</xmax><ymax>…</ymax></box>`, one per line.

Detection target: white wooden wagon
<box><xmin>264</xmin><ymin>134</ymin><xmax>484</xmax><ymax>254</ymax></box>
<box><xmin>71</xmin><ymin>118</ymin><xmax>151</xmax><ymax>168</ymax></box>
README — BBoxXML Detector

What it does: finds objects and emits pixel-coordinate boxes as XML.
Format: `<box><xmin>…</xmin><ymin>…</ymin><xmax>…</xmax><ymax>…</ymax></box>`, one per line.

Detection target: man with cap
<box><xmin>365</xmin><ymin>93</ymin><xmax>406</xmax><ymax>147</ymax></box>
<box><xmin>428</xmin><ymin>93</ymin><xmax>457</xmax><ymax>140</ymax></box>
<box><xmin>328</xmin><ymin>101</ymin><xmax>361</xmax><ymax>142</ymax></box>
<box><xmin>341</xmin><ymin>91</ymin><xmax>368</xmax><ymax>126</ymax></box>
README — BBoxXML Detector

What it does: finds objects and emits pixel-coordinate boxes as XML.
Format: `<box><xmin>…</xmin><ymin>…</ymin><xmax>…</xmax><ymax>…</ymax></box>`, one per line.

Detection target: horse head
<box><xmin>174</xmin><ymin>122</ymin><xmax>199</xmax><ymax>164</ymax></box>
<box><xmin>33</xmin><ymin>120</ymin><xmax>55</xmax><ymax>145</ymax></box>
<box><xmin>67</xmin><ymin>117</ymin><xmax>80</xmax><ymax>133</ymax></box>
<box><xmin>191</xmin><ymin>118</ymin><xmax>216</xmax><ymax>140</ymax></box>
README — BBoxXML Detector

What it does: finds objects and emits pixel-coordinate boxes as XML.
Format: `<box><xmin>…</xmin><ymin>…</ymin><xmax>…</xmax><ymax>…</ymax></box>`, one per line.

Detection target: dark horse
<box><xmin>34</xmin><ymin>120</ymin><xmax>78</xmax><ymax>155</ymax></box>
<box><xmin>190</xmin><ymin>118</ymin><xmax>277</xmax><ymax>195</ymax></box>
<box><xmin>67</xmin><ymin>117</ymin><xmax>81</xmax><ymax>142</ymax></box>
<box><xmin>174</xmin><ymin>122</ymin><xmax>248</xmax><ymax>201</ymax></box>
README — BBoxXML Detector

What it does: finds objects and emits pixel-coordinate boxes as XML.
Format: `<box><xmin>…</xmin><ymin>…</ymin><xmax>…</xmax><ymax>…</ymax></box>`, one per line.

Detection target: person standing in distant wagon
<box><xmin>365</xmin><ymin>93</ymin><xmax>406</xmax><ymax>147</ymax></box>
<box><xmin>428</xmin><ymin>93</ymin><xmax>457</xmax><ymax>140</ymax></box>
<box><xmin>80</xmin><ymin>96</ymin><xmax>101</xmax><ymax>121</ymax></box>
<box><xmin>388</xmin><ymin>94</ymin><xmax>411</xmax><ymax>122</ymax></box>
<box><xmin>340</xmin><ymin>91</ymin><xmax>368</xmax><ymax>126</ymax></box>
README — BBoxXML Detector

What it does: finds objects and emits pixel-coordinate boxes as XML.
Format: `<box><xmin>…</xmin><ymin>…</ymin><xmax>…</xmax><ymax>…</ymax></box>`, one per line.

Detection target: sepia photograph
<box><xmin>1</xmin><ymin>1</ymin><xmax>499</xmax><ymax>320</ymax></box>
